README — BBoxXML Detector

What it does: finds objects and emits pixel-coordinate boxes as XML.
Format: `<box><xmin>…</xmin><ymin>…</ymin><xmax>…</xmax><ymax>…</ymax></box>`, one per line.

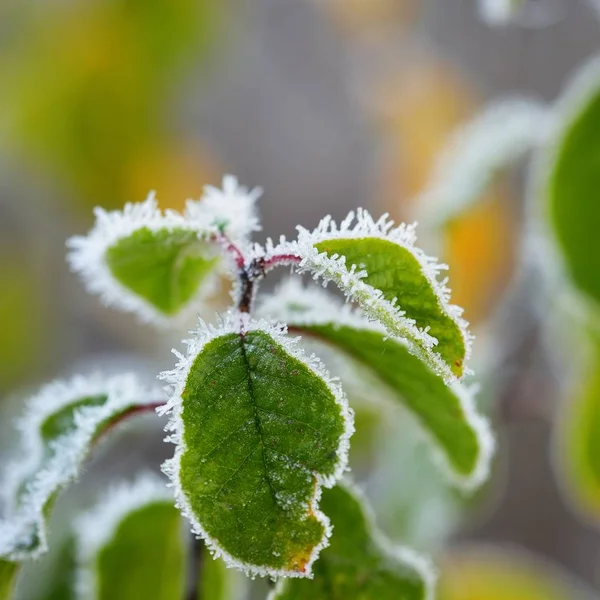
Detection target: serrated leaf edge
<box><xmin>0</xmin><ymin>373</ymin><xmax>158</xmax><ymax>561</ymax></box>
<box><xmin>267</xmin><ymin>480</ymin><xmax>437</xmax><ymax>600</ymax></box>
<box><xmin>263</xmin><ymin>209</ymin><xmax>472</xmax><ymax>385</ymax></box>
<box><xmin>157</xmin><ymin>311</ymin><xmax>355</xmax><ymax>579</ymax></box>
<box><xmin>258</xmin><ymin>279</ymin><xmax>495</xmax><ymax>491</ymax></box>
<box><xmin>66</xmin><ymin>176</ymin><xmax>260</xmax><ymax>326</ymax></box>
<box><xmin>75</xmin><ymin>472</ymin><xmax>176</xmax><ymax>600</ymax></box>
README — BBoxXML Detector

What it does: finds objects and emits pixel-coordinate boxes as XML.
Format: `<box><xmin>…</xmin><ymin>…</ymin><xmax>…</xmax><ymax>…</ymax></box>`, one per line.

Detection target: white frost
<box><xmin>266</xmin><ymin>209</ymin><xmax>472</xmax><ymax>385</ymax></box>
<box><xmin>75</xmin><ymin>472</ymin><xmax>175</xmax><ymax>599</ymax></box>
<box><xmin>258</xmin><ymin>279</ymin><xmax>494</xmax><ymax>492</ymax></box>
<box><xmin>0</xmin><ymin>373</ymin><xmax>159</xmax><ymax>561</ymax></box>
<box><xmin>158</xmin><ymin>311</ymin><xmax>354</xmax><ymax>579</ymax></box>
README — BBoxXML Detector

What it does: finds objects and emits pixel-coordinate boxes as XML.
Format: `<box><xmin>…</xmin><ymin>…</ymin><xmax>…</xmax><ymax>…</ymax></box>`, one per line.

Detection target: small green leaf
<box><xmin>0</xmin><ymin>374</ymin><xmax>158</xmax><ymax>562</ymax></box>
<box><xmin>270</xmin><ymin>483</ymin><xmax>435</xmax><ymax>600</ymax></box>
<box><xmin>105</xmin><ymin>227</ymin><xmax>218</xmax><ymax>316</ymax></box>
<box><xmin>76</xmin><ymin>475</ymin><xmax>186</xmax><ymax>600</ymax></box>
<box><xmin>259</xmin><ymin>281</ymin><xmax>493</xmax><ymax>490</ymax></box>
<box><xmin>555</xmin><ymin>334</ymin><xmax>600</xmax><ymax>523</ymax></box>
<box><xmin>284</xmin><ymin>210</ymin><xmax>471</xmax><ymax>382</ymax></box>
<box><xmin>67</xmin><ymin>195</ymin><xmax>221</xmax><ymax>324</ymax></box>
<box><xmin>0</xmin><ymin>561</ymin><xmax>18</xmax><ymax>600</ymax></box>
<box><xmin>546</xmin><ymin>56</ymin><xmax>600</xmax><ymax>308</ymax></box>
<box><xmin>159</xmin><ymin>314</ymin><xmax>353</xmax><ymax>578</ymax></box>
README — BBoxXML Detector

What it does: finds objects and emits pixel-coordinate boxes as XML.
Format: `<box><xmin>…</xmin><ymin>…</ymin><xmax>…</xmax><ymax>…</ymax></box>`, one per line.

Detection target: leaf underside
<box><xmin>272</xmin><ymin>485</ymin><xmax>429</xmax><ymax>600</ymax></box>
<box><xmin>177</xmin><ymin>330</ymin><xmax>348</xmax><ymax>575</ymax></box>
<box><xmin>548</xmin><ymin>83</ymin><xmax>600</xmax><ymax>307</ymax></box>
<box><xmin>93</xmin><ymin>502</ymin><xmax>186</xmax><ymax>600</ymax></box>
<box><xmin>105</xmin><ymin>227</ymin><xmax>218</xmax><ymax>315</ymax></box>
<box><xmin>298</xmin><ymin>322</ymin><xmax>479</xmax><ymax>477</ymax></box>
<box><xmin>314</xmin><ymin>237</ymin><xmax>466</xmax><ymax>376</ymax></box>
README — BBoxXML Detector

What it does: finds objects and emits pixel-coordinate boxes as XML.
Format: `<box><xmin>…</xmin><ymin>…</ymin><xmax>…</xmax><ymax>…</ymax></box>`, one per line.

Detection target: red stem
<box><xmin>262</xmin><ymin>253</ymin><xmax>302</xmax><ymax>271</ymax></box>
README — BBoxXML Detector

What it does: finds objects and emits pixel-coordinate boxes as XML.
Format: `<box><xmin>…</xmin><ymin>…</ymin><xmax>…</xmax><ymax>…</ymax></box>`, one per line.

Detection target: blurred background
<box><xmin>1</xmin><ymin>0</ymin><xmax>600</xmax><ymax>598</ymax></box>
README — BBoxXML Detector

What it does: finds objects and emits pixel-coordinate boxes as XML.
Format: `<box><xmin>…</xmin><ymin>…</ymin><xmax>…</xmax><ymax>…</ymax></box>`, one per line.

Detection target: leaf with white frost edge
<box><xmin>67</xmin><ymin>175</ymin><xmax>261</xmax><ymax>325</ymax></box>
<box><xmin>415</xmin><ymin>98</ymin><xmax>551</xmax><ymax>227</ymax></box>
<box><xmin>541</xmin><ymin>55</ymin><xmax>600</xmax><ymax>310</ymax></box>
<box><xmin>268</xmin><ymin>482</ymin><xmax>436</xmax><ymax>600</ymax></box>
<box><xmin>258</xmin><ymin>280</ymin><xmax>494</xmax><ymax>491</ymax></box>
<box><xmin>75</xmin><ymin>473</ymin><xmax>186</xmax><ymax>600</ymax></box>
<box><xmin>262</xmin><ymin>210</ymin><xmax>471</xmax><ymax>383</ymax></box>
<box><xmin>158</xmin><ymin>312</ymin><xmax>354</xmax><ymax>579</ymax></box>
<box><xmin>0</xmin><ymin>373</ymin><xmax>159</xmax><ymax>562</ymax></box>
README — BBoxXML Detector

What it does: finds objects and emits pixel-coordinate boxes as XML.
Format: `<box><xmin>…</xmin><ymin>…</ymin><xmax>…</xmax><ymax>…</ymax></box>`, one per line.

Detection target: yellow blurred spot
<box><xmin>440</xmin><ymin>547</ymin><xmax>589</xmax><ymax>600</ymax></box>
<box><xmin>444</xmin><ymin>186</ymin><xmax>516</xmax><ymax>324</ymax></box>
<box><xmin>126</xmin><ymin>143</ymin><xmax>221</xmax><ymax>210</ymax></box>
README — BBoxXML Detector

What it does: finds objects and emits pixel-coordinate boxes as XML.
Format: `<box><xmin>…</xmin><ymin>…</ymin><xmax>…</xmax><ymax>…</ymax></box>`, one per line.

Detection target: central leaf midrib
<box><xmin>238</xmin><ymin>333</ymin><xmax>281</xmax><ymax>510</ymax></box>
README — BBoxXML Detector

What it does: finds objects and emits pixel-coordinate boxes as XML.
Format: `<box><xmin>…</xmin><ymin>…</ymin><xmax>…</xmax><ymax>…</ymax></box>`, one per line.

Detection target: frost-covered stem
<box><xmin>237</xmin><ymin>258</ymin><xmax>265</xmax><ymax>313</ymax></box>
<box><xmin>214</xmin><ymin>232</ymin><xmax>246</xmax><ymax>269</ymax></box>
<box><xmin>263</xmin><ymin>253</ymin><xmax>302</xmax><ymax>272</ymax></box>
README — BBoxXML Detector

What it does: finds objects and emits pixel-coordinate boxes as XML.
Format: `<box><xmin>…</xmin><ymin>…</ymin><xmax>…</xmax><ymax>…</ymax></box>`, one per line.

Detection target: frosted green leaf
<box><xmin>278</xmin><ymin>210</ymin><xmax>471</xmax><ymax>383</ymax></box>
<box><xmin>259</xmin><ymin>280</ymin><xmax>493</xmax><ymax>491</ymax></box>
<box><xmin>76</xmin><ymin>475</ymin><xmax>185</xmax><ymax>600</ymax></box>
<box><xmin>269</xmin><ymin>483</ymin><xmax>435</xmax><ymax>600</ymax></box>
<box><xmin>67</xmin><ymin>194</ymin><xmax>219</xmax><ymax>324</ymax></box>
<box><xmin>545</xmin><ymin>56</ymin><xmax>600</xmax><ymax>308</ymax></box>
<box><xmin>0</xmin><ymin>561</ymin><xmax>18</xmax><ymax>600</ymax></box>
<box><xmin>0</xmin><ymin>374</ymin><xmax>158</xmax><ymax>562</ymax></box>
<box><xmin>105</xmin><ymin>227</ymin><xmax>218</xmax><ymax>315</ymax></box>
<box><xmin>67</xmin><ymin>176</ymin><xmax>262</xmax><ymax>324</ymax></box>
<box><xmin>555</xmin><ymin>335</ymin><xmax>600</xmax><ymax>523</ymax></box>
<box><xmin>159</xmin><ymin>313</ymin><xmax>353</xmax><ymax>578</ymax></box>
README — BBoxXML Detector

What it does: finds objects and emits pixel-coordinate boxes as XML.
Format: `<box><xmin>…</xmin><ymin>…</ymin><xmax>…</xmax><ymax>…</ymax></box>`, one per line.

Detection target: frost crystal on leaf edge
<box><xmin>263</xmin><ymin>209</ymin><xmax>472</xmax><ymax>385</ymax></box>
<box><xmin>157</xmin><ymin>311</ymin><xmax>355</xmax><ymax>579</ymax></box>
<box><xmin>267</xmin><ymin>479</ymin><xmax>437</xmax><ymax>600</ymax></box>
<box><xmin>258</xmin><ymin>279</ymin><xmax>495</xmax><ymax>492</ymax></box>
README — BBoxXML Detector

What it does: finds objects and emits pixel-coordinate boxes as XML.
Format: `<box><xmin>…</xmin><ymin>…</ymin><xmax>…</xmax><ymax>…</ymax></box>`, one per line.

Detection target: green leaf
<box><xmin>0</xmin><ymin>561</ymin><xmax>18</xmax><ymax>600</ymax></box>
<box><xmin>283</xmin><ymin>210</ymin><xmax>471</xmax><ymax>382</ymax></box>
<box><xmin>76</xmin><ymin>475</ymin><xmax>186</xmax><ymax>600</ymax></box>
<box><xmin>0</xmin><ymin>374</ymin><xmax>158</xmax><ymax>562</ymax></box>
<box><xmin>259</xmin><ymin>280</ymin><xmax>493</xmax><ymax>490</ymax></box>
<box><xmin>105</xmin><ymin>226</ymin><xmax>218</xmax><ymax>315</ymax></box>
<box><xmin>269</xmin><ymin>483</ymin><xmax>435</xmax><ymax>600</ymax></box>
<box><xmin>555</xmin><ymin>334</ymin><xmax>600</xmax><ymax>523</ymax></box>
<box><xmin>159</xmin><ymin>314</ymin><xmax>353</xmax><ymax>578</ymax></box>
<box><xmin>198</xmin><ymin>546</ymin><xmax>230</xmax><ymax>600</ymax></box>
<box><xmin>546</xmin><ymin>56</ymin><xmax>600</xmax><ymax>308</ymax></box>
